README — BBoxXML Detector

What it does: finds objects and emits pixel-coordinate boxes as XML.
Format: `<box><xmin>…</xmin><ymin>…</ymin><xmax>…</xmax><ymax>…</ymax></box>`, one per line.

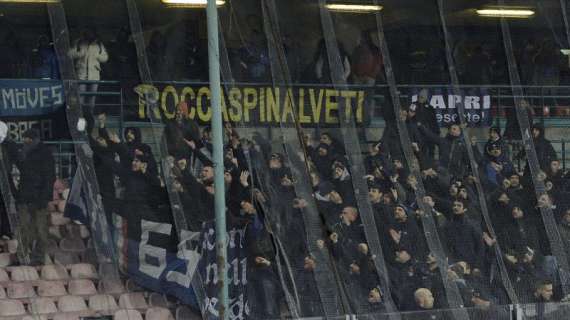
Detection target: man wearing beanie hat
<box><xmin>18</xmin><ymin>128</ymin><xmax>55</xmax><ymax>264</ymax></box>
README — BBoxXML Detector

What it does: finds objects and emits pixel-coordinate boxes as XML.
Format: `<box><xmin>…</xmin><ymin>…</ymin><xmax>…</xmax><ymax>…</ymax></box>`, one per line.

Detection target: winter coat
<box><xmin>499</xmin><ymin>216</ymin><xmax>542</xmax><ymax>256</ymax></box>
<box><xmin>443</xmin><ymin>215</ymin><xmax>484</xmax><ymax>268</ymax></box>
<box><xmin>68</xmin><ymin>41</ymin><xmax>109</xmax><ymax>80</ymax></box>
<box><xmin>18</xmin><ymin>141</ymin><xmax>55</xmax><ymax>208</ymax></box>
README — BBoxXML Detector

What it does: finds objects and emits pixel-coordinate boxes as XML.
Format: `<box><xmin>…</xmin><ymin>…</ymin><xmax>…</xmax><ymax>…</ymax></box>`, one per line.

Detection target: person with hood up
<box><xmin>313</xmin><ymin>143</ymin><xmax>334</xmax><ymax>181</ymax></box>
<box><xmin>331</xmin><ymin>161</ymin><xmax>356</xmax><ymax>206</ymax></box>
<box><xmin>484</xmin><ymin>127</ymin><xmax>508</xmax><ymax>161</ymax></box>
<box><xmin>499</xmin><ymin>206</ymin><xmax>542</xmax><ymax>258</ymax></box>
<box><xmin>103</xmin><ymin>126</ymin><xmax>158</xmax><ymax>177</ymax></box>
<box><xmin>528</xmin><ymin>123</ymin><xmax>557</xmax><ymax>173</ymax></box>
<box><xmin>17</xmin><ymin>129</ymin><xmax>55</xmax><ymax>264</ymax></box>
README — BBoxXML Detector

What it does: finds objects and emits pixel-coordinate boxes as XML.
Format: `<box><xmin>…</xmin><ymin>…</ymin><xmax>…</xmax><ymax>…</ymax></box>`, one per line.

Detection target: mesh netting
<box><xmin>2</xmin><ymin>0</ymin><xmax>570</xmax><ymax>319</ymax></box>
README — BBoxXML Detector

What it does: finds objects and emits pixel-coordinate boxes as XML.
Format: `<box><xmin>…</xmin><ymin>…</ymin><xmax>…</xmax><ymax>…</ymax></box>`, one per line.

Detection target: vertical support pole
<box><xmin>563</xmin><ymin>140</ymin><xmax>566</xmax><ymax>171</ymax></box>
<box><xmin>207</xmin><ymin>0</ymin><xmax>228</xmax><ymax>319</ymax></box>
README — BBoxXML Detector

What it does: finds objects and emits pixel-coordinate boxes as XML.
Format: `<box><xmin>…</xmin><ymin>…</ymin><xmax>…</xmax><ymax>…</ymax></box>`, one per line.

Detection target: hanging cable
<box><xmin>46</xmin><ymin>2</ymin><xmax>119</xmax><ymax>275</ymax></box>
<box><xmin>497</xmin><ymin>0</ymin><xmax>570</xmax><ymax>298</ymax></box>
<box><xmin>367</xmin><ymin>0</ymin><xmax>471</xmax><ymax>318</ymax></box>
<box><xmin>258</xmin><ymin>0</ymin><xmax>351</xmax><ymax>316</ymax></box>
<box><xmin>123</xmin><ymin>0</ymin><xmax>210</xmax><ymax>315</ymax></box>
<box><xmin>436</xmin><ymin>0</ymin><xmax>520</xmax><ymax>306</ymax></box>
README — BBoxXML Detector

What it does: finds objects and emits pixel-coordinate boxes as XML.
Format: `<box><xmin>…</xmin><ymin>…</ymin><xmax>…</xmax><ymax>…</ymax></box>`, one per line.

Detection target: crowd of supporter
<box><xmin>1</xmin><ymin>93</ymin><xmax>570</xmax><ymax>318</ymax></box>
<box><xmin>3</xmin><ymin>15</ymin><xmax>570</xmax><ymax>320</ymax></box>
<box><xmin>73</xmin><ymin>98</ymin><xmax>570</xmax><ymax>318</ymax></box>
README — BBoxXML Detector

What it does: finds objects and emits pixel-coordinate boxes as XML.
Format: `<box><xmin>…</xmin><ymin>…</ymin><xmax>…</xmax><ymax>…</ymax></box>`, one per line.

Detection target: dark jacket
<box><xmin>18</xmin><ymin>141</ymin><xmax>55</xmax><ymax>207</ymax></box>
<box><xmin>532</xmin><ymin>124</ymin><xmax>558</xmax><ymax>171</ymax></box>
<box><xmin>443</xmin><ymin>215</ymin><xmax>484</xmax><ymax>268</ymax></box>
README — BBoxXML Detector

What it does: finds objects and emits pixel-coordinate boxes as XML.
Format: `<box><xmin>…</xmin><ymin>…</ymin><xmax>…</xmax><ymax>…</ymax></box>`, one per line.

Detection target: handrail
<box><xmin>4</xmin><ymin>78</ymin><xmax>570</xmax><ymax>90</ymax></box>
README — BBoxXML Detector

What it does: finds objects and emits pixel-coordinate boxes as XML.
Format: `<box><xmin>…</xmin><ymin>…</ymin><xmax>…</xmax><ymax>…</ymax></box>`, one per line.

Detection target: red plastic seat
<box><xmin>53</xmin><ymin>313</ymin><xmax>80</xmax><ymax>320</ymax></box>
<box><xmin>29</xmin><ymin>297</ymin><xmax>58</xmax><ymax>314</ymax></box>
<box><xmin>6</xmin><ymin>281</ymin><xmax>36</xmax><ymax>298</ymax></box>
<box><xmin>0</xmin><ymin>267</ymin><xmax>9</xmax><ymax>281</ymax></box>
<box><xmin>98</xmin><ymin>278</ymin><xmax>126</xmax><ymax>295</ymax></box>
<box><xmin>0</xmin><ymin>252</ymin><xmax>12</xmax><ymax>267</ymax></box>
<box><xmin>149</xmin><ymin>292</ymin><xmax>169</xmax><ymax>308</ymax></box>
<box><xmin>89</xmin><ymin>294</ymin><xmax>119</xmax><ymax>313</ymax></box>
<box><xmin>50</xmin><ymin>212</ymin><xmax>71</xmax><ymax>226</ymax></box>
<box><xmin>60</xmin><ymin>237</ymin><xmax>86</xmax><ymax>253</ymax></box>
<box><xmin>41</xmin><ymin>264</ymin><xmax>69</xmax><ymax>281</ymax></box>
<box><xmin>70</xmin><ymin>263</ymin><xmax>97</xmax><ymax>279</ymax></box>
<box><xmin>53</xmin><ymin>250</ymin><xmax>80</xmax><ymax>266</ymax></box>
<box><xmin>38</xmin><ymin>280</ymin><xmax>67</xmax><ymax>297</ymax></box>
<box><xmin>57</xmin><ymin>295</ymin><xmax>88</xmax><ymax>312</ymax></box>
<box><xmin>175</xmin><ymin>306</ymin><xmax>202</xmax><ymax>320</ymax></box>
<box><xmin>118</xmin><ymin>292</ymin><xmax>148</xmax><ymax>309</ymax></box>
<box><xmin>10</xmin><ymin>266</ymin><xmax>40</xmax><ymax>281</ymax></box>
<box><xmin>146</xmin><ymin>307</ymin><xmax>175</xmax><ymax>320</ymax></box>
<box><xmin>22</xmin><ymin>315</ymin><xmax>48</xmax><ymax>320</ymax></box>
<box><xmin>6</xmin><ymin>239</ymin><xmax>18</xmax><ymax>254</ymax></box>
<box><xmin>114</xmin><ymin>309</ymin><xmax>143</xmax><ymax>320</ymax></box>
<box><xmin>68</xmin><ymin>279</ymin><xmax>97</xmax><ymax>296</ymax></box>
<box><xmin>0</xmin><ymin>299</ymin><xmax>26</xmax><ymax>316</ymax></box>
<box><xmin>48</xmin><ymin>225</ymin><xmax>63</xmax><ymax>240</ymax></box>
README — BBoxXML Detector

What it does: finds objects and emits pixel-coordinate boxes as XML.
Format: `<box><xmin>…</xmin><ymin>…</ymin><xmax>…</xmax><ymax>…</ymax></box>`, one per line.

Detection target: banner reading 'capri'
<box><xmin>134</xmin><ymin>83</ymin><xmax>367</xmax><ymax>127</ymax></box>
<box><xmin>411</xmin><ymin>87</ymin><xmax>493</xmax><ymax>127</ymax></box>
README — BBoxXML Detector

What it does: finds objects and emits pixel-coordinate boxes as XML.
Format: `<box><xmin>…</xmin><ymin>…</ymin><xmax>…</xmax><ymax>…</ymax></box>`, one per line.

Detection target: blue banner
<box><xmin>0</xmin><ymin>80</ymin><xmax>68</xmax><ymax>141</ymax></box>
<box><xmin>199</xmin><ymin>222</ymin><xmax>249</xmax><ymax>320</ymax></box>
<box><xmin>0</xmin><ymin>80</ymin><xmax>64</xmax><ymax>117</ymax></box>
<box><xmin>124</xmin><ymin>219</ymin><xmax>201</xmax><ymax>307</ymax></box>
<box><xmin>411</xmin><ymin>87</ymin><xmax>493</xmax><ymax>127</ymax></box>
<box><xmin>121</xmin><ymin>217</ymin><xmax>249</xmax><ymax>319</ymax></box>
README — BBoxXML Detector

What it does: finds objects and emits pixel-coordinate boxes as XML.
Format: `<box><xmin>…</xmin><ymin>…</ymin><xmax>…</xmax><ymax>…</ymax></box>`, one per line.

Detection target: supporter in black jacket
<box><xmin>319</xmin><ymin>132</ymin><xmax>345</xmax><ymax>157</ymax></box>
<box><xmin>364</xmin><ymin>141</ymin><xmax>392</xmax><ymax>175</ymax></box>
<box><xmin>116</xmin><ymin>126</ymin><xmax>158</xmax><ymax>177</ymax></box>
<box><xmin>418</xmin><ymin>123</ymin><xmax>471</xmax><ymax>178</ymax></box>
<box><xmin>369</xmin><ymin>182</ymin><xmax>393</xmax><ymax>236</ymax></box>
<box><xmin>91</xmin><ymin>113</ymin><xmax>119</xmax><ymax>224</ymax></box>
<box><xmin>384</xmin><ymin>205</ymin><xmax>426</xmax><ymax>274</ymax></box>
<box><xmin>313</xmin><ymin>143</ymin><xmax>334</xmax><ymax>181</ymax></box>
<box><xmin>103</xmin><ymin>151</ymin><xmax>162</xmax><ymax>237</ymax></box>
<box><xmin>499</xmin><ymin>206</ymin><xmax>542</xmax><ymax>257</ymax></box>
<box><xmin>17</xmin><ymin>129</ymin><xmax>55</xmax><ymax>264</ymax></box>
<box><xmin>246</xmin><ymin>206</ymin><xmax>282</xmax><ymax>320</ymax></box>
<box><xmin>443</xmin><ymin>201</ymin><xmax>484</xmax><ymax>269</ymax></box>
<box><xmin>484</xmin><ymin>127</ymin><xmax>508</xmax><ymax>160</ymax></box>
<box><xmin>18</xmin><ymin>129</ymin><xmax>55</xmax><ymax>208</ymax></box>
<box><xmin>160</xmin><ymin>101</ymin><xmax>201</xmax><ymax>159</ymax></box>
<box><xmin>331</xmin><ymin>162</ymin><xmax>356</xmax><ymax>206</ymax></box>
<box><xmin>414</xmin><ymin>90</ymin><xmax>440</xmax><ymax>139</ymax></box>
<box><xmin>530</xmin><ymin>123</ymin><xmax>557</xmax><ymax>172</ymax></box>
<box><xmin>315</xmin><ymin>181</ymin><xmax>344</xmax><ymax>230</ymax></box>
